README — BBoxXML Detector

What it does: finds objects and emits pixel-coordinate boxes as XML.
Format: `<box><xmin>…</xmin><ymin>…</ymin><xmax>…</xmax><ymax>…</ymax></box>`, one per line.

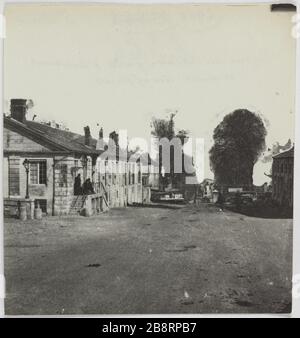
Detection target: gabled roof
<box><xmin>273</xmin><ymin>147</ymin><xmax>294</xmax><ymax>159</ymax></box>
<box><xmin>4</xmin><ymin>116</ymin><xmax>100</xmax><ymax>155</ymax></box>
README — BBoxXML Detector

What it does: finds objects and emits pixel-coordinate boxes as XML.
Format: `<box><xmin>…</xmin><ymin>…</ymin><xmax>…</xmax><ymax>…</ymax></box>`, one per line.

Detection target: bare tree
<box><xmin>151</xmin><ymin>113</ymin><xmax>194</xmax><ymax>190</ymax></box>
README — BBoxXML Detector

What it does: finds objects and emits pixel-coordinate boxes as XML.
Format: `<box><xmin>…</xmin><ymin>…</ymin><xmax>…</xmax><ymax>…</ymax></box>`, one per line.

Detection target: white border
<box><xmin>292</xmin><ymin>0</ymin><xmax>300</xmax><ymax>319</ymax></box>
<box><xmin>0</xmin><ymin>0</ymin><xmax>299</xmax><ymax>319</ymax></box>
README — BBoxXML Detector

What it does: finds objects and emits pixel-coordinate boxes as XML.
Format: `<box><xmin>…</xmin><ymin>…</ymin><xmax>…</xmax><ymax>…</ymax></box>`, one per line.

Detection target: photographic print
<box><xmin>2</xmin><ymin>3</ymin><xmax>297</xmax><ymax>315</ymax></box>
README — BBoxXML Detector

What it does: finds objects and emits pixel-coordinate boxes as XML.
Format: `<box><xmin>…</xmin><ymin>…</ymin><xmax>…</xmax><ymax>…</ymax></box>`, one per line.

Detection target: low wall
<box><xmin>83</xmin><ymin>193</ymin><xmax>109</xmax><ymax>216</ymax></box>
<box><xmin>4</xmin><ymin>197</ymin><xmax>35</xmax><ymax>219</ymax></box>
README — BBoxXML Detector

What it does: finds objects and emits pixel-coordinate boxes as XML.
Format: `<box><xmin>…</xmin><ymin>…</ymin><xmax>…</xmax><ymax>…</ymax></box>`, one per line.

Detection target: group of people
<box><xmin>74</xmin><ymin>174</ymin><xmax>95</xmax><ymax>195</ymax></box>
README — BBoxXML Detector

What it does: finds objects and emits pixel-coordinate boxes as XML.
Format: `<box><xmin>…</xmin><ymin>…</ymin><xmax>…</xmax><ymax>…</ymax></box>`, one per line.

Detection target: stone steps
<box><xmin>69</xmin><ymin>195</ymin><xmax>87</xmax><ymax>215</ymax></box>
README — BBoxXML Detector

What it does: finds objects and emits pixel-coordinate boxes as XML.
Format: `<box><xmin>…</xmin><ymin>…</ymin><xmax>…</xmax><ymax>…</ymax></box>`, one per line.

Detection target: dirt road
<box><xmin>4</xmin><ymin>203</ymin><xmax>293</xmax><ymax>314</ymax></box>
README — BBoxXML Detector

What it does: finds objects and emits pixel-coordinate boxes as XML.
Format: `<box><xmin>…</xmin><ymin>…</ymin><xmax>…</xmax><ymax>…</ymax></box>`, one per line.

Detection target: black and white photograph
<box><xmin>1</xmin><ymin>2</ymin><xmax>299</xmax><ymax>316</ymax></box>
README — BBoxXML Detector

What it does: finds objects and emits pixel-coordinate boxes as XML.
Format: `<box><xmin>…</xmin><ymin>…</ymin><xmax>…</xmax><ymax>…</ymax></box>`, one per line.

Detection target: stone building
<box><xmin>3</xmin><ymin>99</ymin><xmax>149</xmax><ymax>217</ymax></box>
<box><xmin>272</xmin><ymin>147</ymin><xmax>294</xmax><ymax>208</ymax></box>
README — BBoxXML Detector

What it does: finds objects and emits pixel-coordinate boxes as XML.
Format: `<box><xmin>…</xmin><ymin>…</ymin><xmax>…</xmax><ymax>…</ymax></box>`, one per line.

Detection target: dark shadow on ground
<box><xmin>129</xmin><ymin>203</ymin><xmax>185</xmax><ymax>210</ymax></box>
<box><xmin>224</xmin><ymin>204</ymin><xmax>293</xmax><ymax>219</ymax></box>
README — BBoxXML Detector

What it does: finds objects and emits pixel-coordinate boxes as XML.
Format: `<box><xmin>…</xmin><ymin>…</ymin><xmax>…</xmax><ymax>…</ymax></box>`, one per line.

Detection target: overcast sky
<box><xmin>4</xmin><ymin>4</ymin><xmax>296</xmax><ymax>184</ymax></box>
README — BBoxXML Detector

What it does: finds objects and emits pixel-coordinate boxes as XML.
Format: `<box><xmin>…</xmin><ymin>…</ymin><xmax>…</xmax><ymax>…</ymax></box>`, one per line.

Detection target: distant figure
<box><xmin>74</xmin><ymin>174</ymin><xmax>82</xmax><ymax>195</ymax></box>
<box><xmin>83</xmin><ymin>178</ymin><xmax>95</xmax><ymax>195</ymax></box>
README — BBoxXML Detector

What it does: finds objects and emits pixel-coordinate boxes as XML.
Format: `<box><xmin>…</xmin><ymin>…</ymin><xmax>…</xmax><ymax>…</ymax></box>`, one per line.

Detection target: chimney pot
<box><xmin>109</xmin><ymin>131</ymin><xmax>119</xmax><ymax>160</ymax></box>
<box><xmin>99</xmin><ymin>127</ymin><xmax>103</xmax><ymax>139</ymax></box>
<box><xmin>84</xmin><ymin>126</ymin><xmax>92</xmax><ymax>146</ymax></box>
<box><xmin>10</xmin><ymin>99</ymin><xmax>27</xmax><ymax>123</ymax></box>
<box><xmin>96</xmin><ymin>127</ymin><xmax>104</xmax><ymax>151</ymax></box>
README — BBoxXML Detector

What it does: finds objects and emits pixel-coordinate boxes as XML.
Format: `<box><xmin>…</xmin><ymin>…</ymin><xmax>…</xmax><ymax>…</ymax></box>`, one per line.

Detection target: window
<box><xmin>29</xmin><ymin>160</ymin><xmax>47</xmax><ymax>184</ymax></box>
<box><xmin>142</xmin><ymin>176</ymin><xmax>148</xmax><ymax>186</ymax></box>
<box><xmin>9</xmin><ymin>157</ymin><xmax>20</xmax><ymax>196</ymax></box>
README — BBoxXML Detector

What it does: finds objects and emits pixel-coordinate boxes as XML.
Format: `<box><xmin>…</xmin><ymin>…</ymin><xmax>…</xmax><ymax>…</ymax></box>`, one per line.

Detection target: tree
<box><xmin>151</xmin><ymin>113</ymin><xmax>194</xmax><ymax>190</ymax></box>
<box><xmin>151</xmin><ymin>113</ymin><xmax>176</xmax><ymax>189</ymax></box>
<box><xmin>151</xmin><ymin>112</ymin><xmax>176</xmax><ymax>139</ymax></box>
<box><xmin>209</xmin><ymin>109</ymin><xmax>267</xmax><ymax>190</ymax></box>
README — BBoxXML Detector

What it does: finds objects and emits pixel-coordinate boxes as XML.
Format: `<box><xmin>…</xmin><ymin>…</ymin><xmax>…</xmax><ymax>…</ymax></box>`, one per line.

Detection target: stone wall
<box><xmin>53</xmin><ymin>156</ymin><xmax>75</xmax><ymax>216</ymax></box>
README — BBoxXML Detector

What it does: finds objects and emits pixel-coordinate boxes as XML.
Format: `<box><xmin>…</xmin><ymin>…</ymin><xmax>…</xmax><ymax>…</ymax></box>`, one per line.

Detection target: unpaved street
<box><xmin>4</xmin><ymin>204</ymin><xmax>293</xmax><ymax>314</ymax></box>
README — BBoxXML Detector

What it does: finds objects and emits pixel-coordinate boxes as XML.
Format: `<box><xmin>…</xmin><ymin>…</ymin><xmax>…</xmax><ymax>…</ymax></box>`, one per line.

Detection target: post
<box><xmin>23</xmin><ymin>159</ymin><xmax>30</xmax><ymax>199</ymax></box>
<box><xmin>25</xmin><ymin>168</ymin><xmax>29</xmax><ymax>199</ymax></box>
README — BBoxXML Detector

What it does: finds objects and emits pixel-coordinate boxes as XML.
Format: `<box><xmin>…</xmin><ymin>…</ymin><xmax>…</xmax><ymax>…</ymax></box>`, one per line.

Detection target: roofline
<box><xmin>4</xmin><ymin>116</ymin><xmax>70</xmax><ymax>152</ymax></box>
<box><xmin>4</xmin><ymin>150</ymin><xmax>77</xmax><ymax>157</ymax></box>
<box><xmin>27</xmin><ymin>120</ymin><xmax>100</xmax><ymax>155</ymax></box>
<box><xmin>4</xmin><ymin>116</ymin><xmax>99</xmax><ymax>156</ymax></box>
<box><xmin>272</xmin><ymin>146</ymin><xmax>294</xmax><ymax>159</ymax></box>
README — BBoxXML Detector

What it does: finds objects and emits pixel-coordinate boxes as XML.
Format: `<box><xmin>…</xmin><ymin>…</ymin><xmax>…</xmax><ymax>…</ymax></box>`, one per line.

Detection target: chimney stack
<box><xmin>109</xmin><ymin>131</ymin><xmax>119</xmax><ymax>160</ymax></box>
<box><xmin>96</xmin><ymin>127</ymin><xmax>104</xmax><ymax>151</ymax></box>
<box><xmin>10</xmin><ymin>99</ymin><xmax>27</xmax><ymax>123</ymax></box>
<box><xmin>84</xmin><ymin>126</ymin><xmax>92</xmax><ymax>146</ymax></box>
<box><xmin>109</xmin><ymin>131</ymin><xmax>119</xmax><ymax>147</ymax></box>
<box><xmin>99</xmin><ymin>127</ymin><xmax>103</xmax><ymax>140</ymax></box>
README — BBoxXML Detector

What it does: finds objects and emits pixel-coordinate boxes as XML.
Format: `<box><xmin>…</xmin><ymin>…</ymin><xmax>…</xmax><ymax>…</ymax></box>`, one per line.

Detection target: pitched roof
<box><xmin>273</xmin><ymin>147</ymin><xmax>294</xmax><ymax>159</ymax></box>
<box><xmin>4</xmin><ymin>116</ymin><xmax>100</xmax><ymax>155</ymax></box>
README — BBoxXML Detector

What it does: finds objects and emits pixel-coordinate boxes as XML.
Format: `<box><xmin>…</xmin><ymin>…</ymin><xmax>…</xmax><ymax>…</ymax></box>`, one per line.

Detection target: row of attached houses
<box><xmin>3</xmin><ymin>99</ymin><xmax>155</xmax><ymax>218</ymax></box>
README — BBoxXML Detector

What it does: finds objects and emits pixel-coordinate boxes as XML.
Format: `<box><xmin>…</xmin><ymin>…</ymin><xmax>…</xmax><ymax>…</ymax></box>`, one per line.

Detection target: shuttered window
<box><xmin>9</xmin><ymin>157</ymin><xmax>20</xmax><ymax>196</ymax></box>
<box><xmin>29</xmin><ymin>160</ymin><xmax>47</xmax><ymax>184</ymax></box>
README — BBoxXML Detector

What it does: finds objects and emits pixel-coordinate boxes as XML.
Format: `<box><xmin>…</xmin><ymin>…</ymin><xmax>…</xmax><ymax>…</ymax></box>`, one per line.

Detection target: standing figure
<box><xmin>83</xmin><ymin>178</ymin><xmax>95</xmax><ymax>195</ymax></box>
<box><xmin>74</xmin><ymin>174</ymin><xmax>82</xmax><ymax>195</ymax></box>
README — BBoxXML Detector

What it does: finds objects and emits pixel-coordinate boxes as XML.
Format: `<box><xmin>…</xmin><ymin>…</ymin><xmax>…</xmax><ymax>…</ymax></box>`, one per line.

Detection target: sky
<box><xmin>4</xmin><ymin>4</ymin><xmax>296</xmax><ymax>184</ymax></box>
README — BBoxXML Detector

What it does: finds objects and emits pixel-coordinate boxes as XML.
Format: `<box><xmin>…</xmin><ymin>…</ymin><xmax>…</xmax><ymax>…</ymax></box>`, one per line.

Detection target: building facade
<box><xmin>272</xmin><ymin>147</ymin><xmax>294</xmax><ymax>208</ymax></box>
<box><xmin>3</xmin><ymin>99</ymin><xmax>150</xmax><ymax>217</ymax></box>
